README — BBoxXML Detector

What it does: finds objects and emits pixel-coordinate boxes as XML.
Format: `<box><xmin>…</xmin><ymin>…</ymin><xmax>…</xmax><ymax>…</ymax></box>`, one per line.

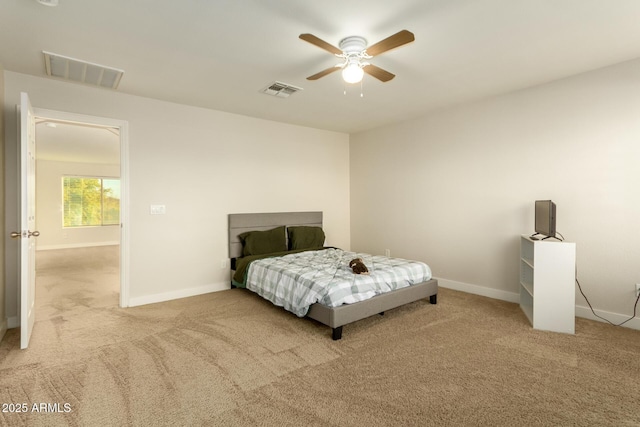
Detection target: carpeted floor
<box><xmin>1</xmin><ymin>247</ymin><xmax>639</xmax><ymax>426</ymax></box>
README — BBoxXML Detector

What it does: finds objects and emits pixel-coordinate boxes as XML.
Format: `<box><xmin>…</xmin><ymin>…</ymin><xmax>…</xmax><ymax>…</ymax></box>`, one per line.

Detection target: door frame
<box><xmin>33</xmin><ymin>107</ymin><xmax>130</xmax><ymax>307</ymax></box>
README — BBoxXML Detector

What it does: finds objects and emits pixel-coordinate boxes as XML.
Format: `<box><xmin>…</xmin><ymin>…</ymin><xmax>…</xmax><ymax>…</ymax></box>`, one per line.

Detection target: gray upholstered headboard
<box><xmin>228</xmin><ymin>211</ymin><xmax>323</xmax><ymax>259</ymax></box>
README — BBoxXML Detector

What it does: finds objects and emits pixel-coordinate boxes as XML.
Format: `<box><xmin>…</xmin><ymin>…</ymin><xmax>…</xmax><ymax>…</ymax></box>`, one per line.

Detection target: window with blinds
<box><xmin>62</xmin><ymin>176</ymin><xmax>120</xmax><ymax>227</ymax></box>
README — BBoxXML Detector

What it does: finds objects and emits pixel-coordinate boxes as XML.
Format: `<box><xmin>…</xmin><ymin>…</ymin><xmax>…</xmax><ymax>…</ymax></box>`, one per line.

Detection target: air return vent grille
<box><xmin>261</xmin><ymin>81</ymin><xmax>303</xmax><ymax>98</ymax></box>
<box><xmin>43</xmin><ymin>51</ymin><xmax>124</xmax><ymax>89</ymax></box>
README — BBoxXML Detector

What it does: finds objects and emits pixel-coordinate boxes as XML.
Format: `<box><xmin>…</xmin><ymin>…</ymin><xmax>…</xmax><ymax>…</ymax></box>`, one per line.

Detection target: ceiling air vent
<box><xmin>43</xmin><ymin>51</ymin><xmax>124</xmax><ymax>89</ymax></box>
<box><xmin>261</xmin><ymin>81</ymin><xmax>303</xmax><ymax>98</ymax></box>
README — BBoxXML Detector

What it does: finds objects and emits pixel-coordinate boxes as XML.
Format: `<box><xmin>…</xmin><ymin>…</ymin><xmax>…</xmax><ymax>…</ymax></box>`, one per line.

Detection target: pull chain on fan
<box><xmin>342</xmin><ymin>78</ymin><xmax>365</xmax><ymax>97</ymax></box>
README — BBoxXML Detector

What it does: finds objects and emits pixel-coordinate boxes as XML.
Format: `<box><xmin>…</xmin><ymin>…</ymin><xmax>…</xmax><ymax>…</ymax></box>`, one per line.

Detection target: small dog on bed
<box><xmin>349</xmin><ymin>258</ymin><xmax>369</xmax><ymax>275</ymax></box>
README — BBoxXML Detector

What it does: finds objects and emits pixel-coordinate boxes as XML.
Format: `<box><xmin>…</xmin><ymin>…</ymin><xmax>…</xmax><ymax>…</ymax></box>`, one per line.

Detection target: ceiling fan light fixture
<box><xmin>301</xmin><ymin>30</ymin><xmax>413</xmax><ymax>84</ymax></box>
<box><xmin>342</xmin><ymin>63</ymin><xmax>364</xmax><ymax>84</ymax></box>
<box><xmin>339</xmin><ymin>36</ymin><xmax>367</xmax><ymax>54</ymax></box>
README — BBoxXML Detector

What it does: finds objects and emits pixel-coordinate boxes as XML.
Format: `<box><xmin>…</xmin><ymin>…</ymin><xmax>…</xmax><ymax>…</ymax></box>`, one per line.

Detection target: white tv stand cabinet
<box><xmin>520</xmin><ymin>235</ymin><xmax>576</xmax><ymax>334</ymax></box>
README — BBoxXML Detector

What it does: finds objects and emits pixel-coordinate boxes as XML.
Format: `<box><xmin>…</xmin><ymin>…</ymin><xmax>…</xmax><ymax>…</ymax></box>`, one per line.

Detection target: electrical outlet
<box><xmin>221</xmin><ymin>260</ymin><xmax>228</xmax><ymax>269</ymax></box>
<box><xmin>636</xmin><ymin>284</ymin><xmax>640</xmax><ymax>298</ymax></box>
<box><xmin>384</xmin><ymin>249</ymin><xmax>391</xmax><ymax>257</ymax></box>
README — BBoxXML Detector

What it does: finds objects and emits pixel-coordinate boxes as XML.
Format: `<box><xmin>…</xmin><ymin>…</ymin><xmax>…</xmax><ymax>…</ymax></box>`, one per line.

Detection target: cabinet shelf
<box><xmin>521</xmin><ymin>257</ymin><xmax>534</xmax><ymax>269</ymax></box>
<box><xmin>519</xmin><ymin>235</ymin><xmax>576</xmax><ymax>334</ymax></box>
<box><xmin>520</xmin><ymin>280</ymin><xmax>533</xmax><ymax>297</ymax></box>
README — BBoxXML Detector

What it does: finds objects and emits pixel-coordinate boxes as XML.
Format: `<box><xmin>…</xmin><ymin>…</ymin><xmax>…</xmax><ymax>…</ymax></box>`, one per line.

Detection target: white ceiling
<box><xmin>36</xmin><ymin>121</ymin><xmax>119</xmax><ymax>164</ymax></box>
<box><xmin>2</xmin><ymin>0</ymin><xmax>640</xmax><ymax>134</ymax></box>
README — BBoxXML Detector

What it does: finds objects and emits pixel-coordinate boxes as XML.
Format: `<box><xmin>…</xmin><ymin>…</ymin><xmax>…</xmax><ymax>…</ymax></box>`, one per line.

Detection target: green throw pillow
<box><xmin>287</xmin><ymin>226</ymin><xmax>325</xmax><ymax>250</ymax></box>
<box><xmin>239</xmin><ymin>226</ymin><xmax>287</xmax><ymax>256</ymax></box>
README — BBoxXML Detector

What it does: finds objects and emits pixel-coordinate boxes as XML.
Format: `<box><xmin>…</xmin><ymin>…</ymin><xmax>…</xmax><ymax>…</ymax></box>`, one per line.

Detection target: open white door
<box><xmin>18</xmin><ymin>92</ymin><xmax>38</xmax><ymax>349</ymax></box>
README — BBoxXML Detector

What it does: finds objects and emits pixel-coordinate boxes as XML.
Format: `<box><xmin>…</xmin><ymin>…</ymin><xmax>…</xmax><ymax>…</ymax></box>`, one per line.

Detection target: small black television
<box><xmin>533</xmin><ymin>200</ymin><xmax>556</xmax><ymax>239</ymax></box>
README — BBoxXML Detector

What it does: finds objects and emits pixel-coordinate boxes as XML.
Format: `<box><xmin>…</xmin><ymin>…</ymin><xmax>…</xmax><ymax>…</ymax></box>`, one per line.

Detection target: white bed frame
<box><xmin>228</xmin><ymin>211</ymin><xmax>438</xmax><ymax>340</ymax></box>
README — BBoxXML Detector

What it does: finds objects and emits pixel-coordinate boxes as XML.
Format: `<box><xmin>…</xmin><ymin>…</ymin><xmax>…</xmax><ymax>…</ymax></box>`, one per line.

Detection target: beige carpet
<box><xmin>1</xmin><ymin>247</ymin><xmax>639</xmax><ymax>426</ymax></box>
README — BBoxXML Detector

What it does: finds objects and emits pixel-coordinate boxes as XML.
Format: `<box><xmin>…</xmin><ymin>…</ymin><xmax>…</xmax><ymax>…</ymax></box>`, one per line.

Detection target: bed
<box><xmin>229</xmin><ymin>211</ymin><xmax>438</xmax><ymax>340</ymax></box>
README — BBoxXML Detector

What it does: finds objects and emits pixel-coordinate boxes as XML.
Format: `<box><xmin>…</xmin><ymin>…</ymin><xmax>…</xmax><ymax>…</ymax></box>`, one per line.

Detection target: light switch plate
<box><xmin>150</xmin><ymin>204</ymin><xmax>166</xmax><ymax>215</ymax></box>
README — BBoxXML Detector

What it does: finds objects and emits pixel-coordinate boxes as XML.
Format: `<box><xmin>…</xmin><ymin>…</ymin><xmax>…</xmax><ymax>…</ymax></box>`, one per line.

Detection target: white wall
<box><xmin>36</xmin><ymin>160</ymin><xmax>121</xmax><ymax>250</ymax></box>
<box><xmin>4</xmin><ymin>72</ymin><xmax>350</xmax><ymax>317</ymax></box>
<box><xmin>351</xmin><ymin>58</ymin><xmax>640</xmax><ymax>328</ymax></box>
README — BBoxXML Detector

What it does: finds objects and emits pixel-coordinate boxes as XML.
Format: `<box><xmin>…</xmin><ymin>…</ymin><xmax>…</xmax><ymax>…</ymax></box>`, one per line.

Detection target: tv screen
<box><xmin>534</xmin><ymin>200</ymin><xmax>556</xmax><ymax>239</ymax></box>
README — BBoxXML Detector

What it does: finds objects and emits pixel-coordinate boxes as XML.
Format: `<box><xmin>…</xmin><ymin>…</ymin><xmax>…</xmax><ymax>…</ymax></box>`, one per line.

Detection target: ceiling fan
<box><xmin>299</xmin><ymin>30</ymin><xmax>415</xmax><ymax>84</ymax></box>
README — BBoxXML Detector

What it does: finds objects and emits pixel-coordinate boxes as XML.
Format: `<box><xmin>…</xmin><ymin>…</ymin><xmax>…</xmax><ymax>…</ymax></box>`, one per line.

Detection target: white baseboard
<box><xmin>37</xmin><ymin>241</ymin><xmax>120</xmax><ymax>251</ymax></box>
<box><xmin>575</xmin><ymin>305</ymin><xmax>640</xmax><ymax>330</ymax></box>
<box><xmin>7</xmin><ymin>316</ymin><xmax>19</xmax><ymax>329</ymax></box>
<box><xmin>436</xmin><ymin>277</ymin><xmax>640</xmax><ymax>331</ymax></box>
<box><xmin>127</xmin><ymin>281</ymin><xmax>230</xmax><ymax>307</ymax></box>
<box><xmin>0</xmin><ymin>318</ymin><xmax>7</xmax><ymax>342</ymax></box>
<box><xmin>436</xmin><ymin>277</ymin><xmax>520</xmax><ymax>304</ymax></box>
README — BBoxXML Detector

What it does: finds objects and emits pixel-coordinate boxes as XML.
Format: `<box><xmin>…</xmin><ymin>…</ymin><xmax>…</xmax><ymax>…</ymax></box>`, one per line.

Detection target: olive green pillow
<box><xmin>239</xmin><ymin>226</ymin><xmax>287</xmax><ymax>257</ymax></box>
<box><xmin>287</xmin><ymin>226</ymin><xmax>325</xmax><ymax>250</ymax></box>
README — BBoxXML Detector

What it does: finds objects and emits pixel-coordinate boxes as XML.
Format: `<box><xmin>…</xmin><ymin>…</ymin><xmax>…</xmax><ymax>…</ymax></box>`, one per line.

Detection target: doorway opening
<box><xmin>32</xmin><ymin>108</ymin><xmax>129</xmax><ymax>312</ymax></box>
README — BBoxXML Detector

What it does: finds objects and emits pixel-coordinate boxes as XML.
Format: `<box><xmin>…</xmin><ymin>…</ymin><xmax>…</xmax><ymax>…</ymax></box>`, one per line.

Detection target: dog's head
<box><xmin>349</xmin><ymin>258</ymin><xmax>363</xmax><ymax>268</ymax></box>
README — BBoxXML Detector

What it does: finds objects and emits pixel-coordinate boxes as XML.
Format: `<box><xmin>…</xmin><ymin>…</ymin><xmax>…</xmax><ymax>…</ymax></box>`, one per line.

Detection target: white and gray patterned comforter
<box><xmin>246</xmin><ymin>248</ymin><xmax>432</xmax><ymax>317</ymax></box>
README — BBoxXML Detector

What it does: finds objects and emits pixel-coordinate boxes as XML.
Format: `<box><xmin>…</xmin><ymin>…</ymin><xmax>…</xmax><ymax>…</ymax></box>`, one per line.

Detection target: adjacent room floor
<box><xmin>35</xmin><ymin>245</ymin><xmax>120</xmax><ymax>320</ymax></box>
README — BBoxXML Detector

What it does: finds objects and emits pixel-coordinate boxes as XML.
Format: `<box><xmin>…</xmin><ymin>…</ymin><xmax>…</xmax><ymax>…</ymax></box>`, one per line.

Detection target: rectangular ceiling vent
<box><xmin>43</xmin><ymin>51</ymin><xmax>124</xmax><ymax>89</ymax></box>
<box><xmin>261</xmin><ymin>81</ymin><xmax>303</xmax><ymax>98</ymax></box>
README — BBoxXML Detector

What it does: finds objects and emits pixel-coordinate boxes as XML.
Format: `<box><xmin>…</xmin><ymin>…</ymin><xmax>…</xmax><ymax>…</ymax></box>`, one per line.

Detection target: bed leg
<box><xmin>430</xmin><ymin>294</ymin><xmax>437</xmax><ymax>304</ymax></box>
<box><xmin>332</xmin><ymin>326</ymin><xmax>343</xmax><ymax>341</ymax></box>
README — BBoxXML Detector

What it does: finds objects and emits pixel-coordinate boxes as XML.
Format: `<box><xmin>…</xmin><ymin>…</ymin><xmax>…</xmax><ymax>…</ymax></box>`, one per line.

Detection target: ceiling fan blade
<box><xmin>366</xmin><ymin>30</ymin><xmax>415</xmax><ymax>57</ymax></box>
<box><xmin>299</xmin><ymin>34</ymin><xmax>343</xmax><ymax>55</ymax></box>
<box><xmin>307</xmin><ymin>66</ymin><xmax>341</xmax><ymax>80</ymax></box>
<box><xmin>363</xmin><ymin>64</ymin><xmax>395</xmax><ymax>82</ymax></box>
